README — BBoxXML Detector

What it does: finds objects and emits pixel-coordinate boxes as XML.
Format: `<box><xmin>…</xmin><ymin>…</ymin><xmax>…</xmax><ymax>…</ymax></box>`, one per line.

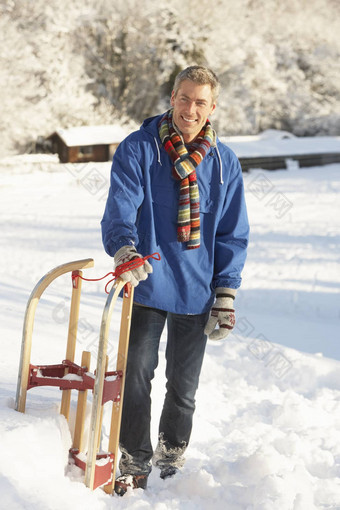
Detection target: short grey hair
<box><xmin>173</xmin><ymin>65</ymin><xmax>220</xmax><ymax>103</ymax></box>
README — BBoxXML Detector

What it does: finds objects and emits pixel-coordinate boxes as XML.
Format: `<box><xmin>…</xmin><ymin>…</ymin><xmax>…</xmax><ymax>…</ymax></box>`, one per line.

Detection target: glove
<box><xmin>204</xmin><ymin>287</ymin><xmax>237</xmax><ymax>340</ymax></box>
<box><xmin>114</xmin><ymin>245</ymin><xmax>153</xmax><ymax>287</ymax></box>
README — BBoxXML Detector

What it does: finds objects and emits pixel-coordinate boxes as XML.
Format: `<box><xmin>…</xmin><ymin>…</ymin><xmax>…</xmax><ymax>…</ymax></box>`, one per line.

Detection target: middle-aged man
<box><xmin>101</xmin><ymin>65</ymin><xmax>249</xmax><ymax>495</ymax></box>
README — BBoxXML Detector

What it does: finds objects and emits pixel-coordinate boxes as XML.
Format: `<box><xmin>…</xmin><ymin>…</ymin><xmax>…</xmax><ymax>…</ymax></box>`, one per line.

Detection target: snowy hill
<box><xmin>0</xmin><ymin>152</ymin><xmax>339</xmax><ymax>509</ymax></box>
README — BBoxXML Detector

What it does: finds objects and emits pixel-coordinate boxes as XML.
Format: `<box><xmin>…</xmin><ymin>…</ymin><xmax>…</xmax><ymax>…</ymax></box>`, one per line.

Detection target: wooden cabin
<box><xmin>47</xmin><ymin>125</ymin><xmax>128</xmax><ymax>163</ymax></box>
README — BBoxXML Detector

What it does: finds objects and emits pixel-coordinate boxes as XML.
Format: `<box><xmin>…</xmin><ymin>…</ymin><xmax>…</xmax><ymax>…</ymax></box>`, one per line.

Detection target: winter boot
<box><xmin>153</xmin><ymin>434</ymin><xmax>186</xmax><ymax>480</ymax></box>
<box><xmin>114</xmin><ymin>473</ymin><xmax>149</xmax><ymax>496</ymax></box>
<box><xmin>159</xmin><ymin>465</ymin><xmax>178</xmax><ymax>480</ymax></box>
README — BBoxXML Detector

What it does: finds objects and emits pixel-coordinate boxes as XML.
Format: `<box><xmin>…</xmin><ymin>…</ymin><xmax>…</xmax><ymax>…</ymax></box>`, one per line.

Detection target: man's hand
<box><xmin>204</xmin><ymin>287</ymin><xmax>237</xmax><ymax>340</ymax></box>
<box><xmin>114</xmin><ymin>245</ymin><xmax>153</xmax><ymax>287</ymax></box>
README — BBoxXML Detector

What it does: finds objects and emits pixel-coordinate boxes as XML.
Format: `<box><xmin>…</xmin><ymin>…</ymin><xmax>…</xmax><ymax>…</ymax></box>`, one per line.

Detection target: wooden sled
<box><xmin>15</xmin><ymin>259</ymin><xmax>134</xmax><ymax>492</ymax></box>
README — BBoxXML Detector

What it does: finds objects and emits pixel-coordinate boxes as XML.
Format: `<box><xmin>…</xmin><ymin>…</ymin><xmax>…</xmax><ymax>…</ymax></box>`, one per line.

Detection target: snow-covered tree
<box><xmin>0</xmin><ymin>0</ymin><xmax>339</xmax><ymax>155</ymax></box>
<box><xmin>74</xmin><ymin>1</ymin><xmax>208</xmax><ymax>120</ymax></box>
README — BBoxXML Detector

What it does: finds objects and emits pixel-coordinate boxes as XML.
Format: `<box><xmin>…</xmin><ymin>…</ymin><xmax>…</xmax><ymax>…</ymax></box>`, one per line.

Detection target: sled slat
<box><xmin>104</xmin><ymin>285</ymin><xmax>134</xmax><ymax>494</ymax></box>
<box><xmin>73</xmin><ymin>351</ymin><xmax>91</xmax><ymax>452</ymax></box>
<box><xmin>84</xmin><ymin>279</ymin><xmax>125</xmax><ymax>490</ymax></box>
<box><xmin>61</xmin><ymin>270</ymin><xmax>84</xmax><ymax>419</ymax></box>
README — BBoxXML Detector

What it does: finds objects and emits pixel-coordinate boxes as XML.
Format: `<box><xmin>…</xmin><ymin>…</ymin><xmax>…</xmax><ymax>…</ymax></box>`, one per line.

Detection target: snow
<box><xmin>105</xmin><ymin>375</ymin><xmax>120</xmax><ymax>382</ymax></box>
<box><xmin>62</xmin><ymin>374</ymin><xmax>83</xmax><ymax>381</ymax></box>
<box><xmin>0</xmin><ymin>143</ymin><xmax>340</xmax><ymax>509</ymax></box>
<box><xmin>221</xmin><ymin>132</ymin><xmax>340</xmax><ymax>158</ymax></box>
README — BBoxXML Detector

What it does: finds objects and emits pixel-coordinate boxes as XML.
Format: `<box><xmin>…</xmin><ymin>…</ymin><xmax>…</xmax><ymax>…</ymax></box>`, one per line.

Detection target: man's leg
<box><xmin>119</xmin><ymin>303</ymin><xmax>167</xmax><ymax>477</ymax></box>
<box><xmin>155</xmin><ymin>310</ymin><xmax>209</xmax><ymax>476</ymax></box>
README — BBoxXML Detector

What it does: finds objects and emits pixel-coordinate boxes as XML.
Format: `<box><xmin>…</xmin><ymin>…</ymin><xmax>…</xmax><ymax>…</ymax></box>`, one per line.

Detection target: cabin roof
<box><xmin>50</xmin><ymin>124</ymin><xmax>129</xmax><ymax>147</ymax></box>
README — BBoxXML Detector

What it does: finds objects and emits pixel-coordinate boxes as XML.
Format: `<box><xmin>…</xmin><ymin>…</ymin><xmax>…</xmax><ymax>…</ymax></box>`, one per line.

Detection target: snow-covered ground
<box><xmin>0</xmin><ymin>148</ymin><xmax>339</xmax><ymax>509</ymax></box>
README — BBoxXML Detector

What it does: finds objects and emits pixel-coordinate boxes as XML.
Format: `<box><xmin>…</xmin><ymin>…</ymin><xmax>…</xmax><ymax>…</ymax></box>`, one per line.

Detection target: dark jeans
<box><xmin>119</xmin><ymin>303</ymin><xmax>209</xmax><ymax>475</ymax></box>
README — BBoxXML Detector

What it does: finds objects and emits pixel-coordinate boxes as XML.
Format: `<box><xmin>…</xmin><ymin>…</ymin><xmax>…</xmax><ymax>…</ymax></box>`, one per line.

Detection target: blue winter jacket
<box><xmin>101</xmin><ymin>114</ymin><xmax>249</xmax><ymax>314</ymax></box>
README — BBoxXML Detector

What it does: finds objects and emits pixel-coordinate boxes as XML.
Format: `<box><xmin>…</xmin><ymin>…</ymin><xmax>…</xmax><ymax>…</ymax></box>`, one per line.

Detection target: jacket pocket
<box><xmin>152</xmin><ymin>185</ymin><xmax>176</xmax><ymax>209</ymax></box>
<box><xmin>200</xmin><ymin>196</ymin><xmax>215</xmax><ymax>214</ymax></box>
<box><xmin>153</xmin><ymin>184</ymin><xmax>216</xmax><ymax>216</ymax></box>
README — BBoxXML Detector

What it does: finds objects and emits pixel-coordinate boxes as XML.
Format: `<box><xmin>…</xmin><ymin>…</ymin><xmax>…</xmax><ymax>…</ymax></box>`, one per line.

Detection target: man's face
<box><xmin>170</xmin><ymin>79</ymin><xmax>216</xmax><ymax>144</ymax></box>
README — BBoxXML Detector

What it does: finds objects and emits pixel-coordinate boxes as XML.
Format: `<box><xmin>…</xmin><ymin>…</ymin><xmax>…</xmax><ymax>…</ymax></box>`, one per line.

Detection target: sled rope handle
<box><xmin>72</xmin><ymin>252</ymin><xmax>161</xmax><ymax>294</ymax></box>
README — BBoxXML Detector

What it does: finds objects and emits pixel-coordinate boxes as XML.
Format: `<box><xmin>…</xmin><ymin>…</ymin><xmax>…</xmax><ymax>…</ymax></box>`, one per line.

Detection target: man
<box><xmin>101</xmin><ymin>65</ymin><xmax>249</xmax><ymax>495</ymax></box>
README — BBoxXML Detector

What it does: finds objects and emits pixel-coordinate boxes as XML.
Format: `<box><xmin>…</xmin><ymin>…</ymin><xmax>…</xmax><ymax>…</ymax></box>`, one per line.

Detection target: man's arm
<box><xmin>101</xmin><ymin>136</ymin><xmax>145</xmax><ymax>257</ymax></box>
<box><xmin>205</xmin><ymin>157</ymin><xmax>249</xmax><ymax>340</ymax></box>
<box><xmin>213</xmin><ymin>158</ymin><xmax>249</xmax><ymax>290</ymax></box>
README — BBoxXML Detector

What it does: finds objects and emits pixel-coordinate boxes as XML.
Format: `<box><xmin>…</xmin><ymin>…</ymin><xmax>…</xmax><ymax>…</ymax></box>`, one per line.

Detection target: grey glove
<box><xmin>204</xmin><ymin>287</ymin><xmax>237</xmax><ymax>340</ymax></box>
<box><xmin>114</xmin><ymin>245</ymin><xmax>152</xmax><ymax>287</ymax></box>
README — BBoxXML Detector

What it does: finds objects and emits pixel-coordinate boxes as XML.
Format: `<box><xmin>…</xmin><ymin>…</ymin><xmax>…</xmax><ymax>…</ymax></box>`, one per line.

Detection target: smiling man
<box><xmin>101</xmin><ymin>65</ymin><xmax>249</xmax><ymax>495</ymax></box>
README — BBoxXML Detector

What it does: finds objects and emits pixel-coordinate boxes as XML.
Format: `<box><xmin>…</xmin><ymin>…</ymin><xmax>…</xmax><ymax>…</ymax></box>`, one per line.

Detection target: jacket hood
<box><xmin>141</xmin><ymin>114</ymin><xmax>163</xmax><ymax>137</ymax></box>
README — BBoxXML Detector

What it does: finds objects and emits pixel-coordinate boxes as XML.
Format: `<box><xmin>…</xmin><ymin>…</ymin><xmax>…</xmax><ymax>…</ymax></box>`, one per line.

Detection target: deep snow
<box><xmin>0</xmin><ymin>148</ymin><xmax>339</xmax><ymax>509</ymax></box>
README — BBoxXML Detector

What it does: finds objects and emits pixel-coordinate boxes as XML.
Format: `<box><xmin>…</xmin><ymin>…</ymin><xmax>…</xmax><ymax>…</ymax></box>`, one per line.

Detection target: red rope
<box><xmin>72</xmin><ymin>252</ymin><xmax>161</xmax><ymax>294</ymax></box>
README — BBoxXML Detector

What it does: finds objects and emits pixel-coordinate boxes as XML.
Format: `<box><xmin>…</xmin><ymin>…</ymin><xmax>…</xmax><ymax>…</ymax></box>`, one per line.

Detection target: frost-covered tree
<box><xmin>0</xmin><ymin>0</ymin><xmax>121</xmax><ymax>154</ymax></box>
<box><xmin>74</xmin><ymin>0</ymin><xmax>209</xmax><ymax>121</ymax></box>
<box><xmin>207</xmin><ymin>0</ymin><xmax>340</xmax><ymax>135</ymax></box>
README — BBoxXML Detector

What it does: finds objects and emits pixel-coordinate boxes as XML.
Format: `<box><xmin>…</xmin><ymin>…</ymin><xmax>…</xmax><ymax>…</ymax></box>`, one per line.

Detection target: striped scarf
<box><xmin>158</xmin><ymin>109</ymin><xmax>214</xmax><ymax>250</ymax></box>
